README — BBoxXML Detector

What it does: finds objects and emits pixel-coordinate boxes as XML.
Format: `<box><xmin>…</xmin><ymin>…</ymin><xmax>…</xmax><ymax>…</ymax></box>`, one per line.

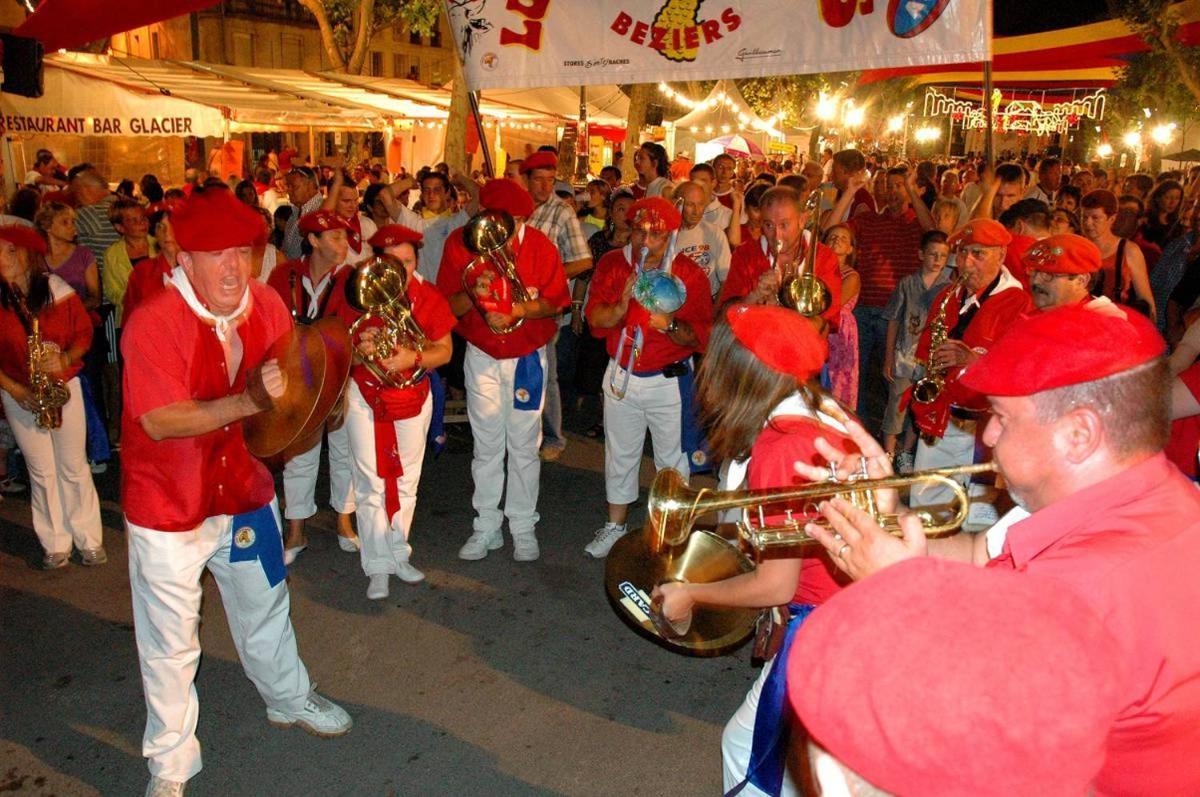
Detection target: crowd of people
<box><xmin>2</xmin><ymin>139</ymin><xmax>1200</xmax><ymax>796</ymax></box>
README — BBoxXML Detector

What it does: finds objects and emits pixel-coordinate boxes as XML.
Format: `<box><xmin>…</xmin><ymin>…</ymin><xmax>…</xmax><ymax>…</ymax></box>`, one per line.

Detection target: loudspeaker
<box><xmin>1</xmin><ymin>34</ymin><xmax>44</xmax><ymax>99</ymax></box>
<box><xmin>645</xmin><ymin>103</ymin><xmax>664</xmax><ymax>127</ymax></box>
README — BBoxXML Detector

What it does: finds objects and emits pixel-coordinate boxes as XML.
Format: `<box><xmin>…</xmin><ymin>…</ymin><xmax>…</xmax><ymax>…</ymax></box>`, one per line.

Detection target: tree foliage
<box><xmin>298</xmin><ymin>0</ymin><xmax>441</xmax><ymax>73</ymax></box>
<box><xmin>1108</xmin><ymin>0</ymin><xmax>1200</xmax><ymax>110</ymax></box>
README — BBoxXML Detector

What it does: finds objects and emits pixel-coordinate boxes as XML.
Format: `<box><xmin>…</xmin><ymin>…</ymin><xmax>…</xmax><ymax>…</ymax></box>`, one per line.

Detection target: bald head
<box><xmin>676</xmin><ymin>180</ymin><xmax>705</xmax><ymax>228</ymax></box>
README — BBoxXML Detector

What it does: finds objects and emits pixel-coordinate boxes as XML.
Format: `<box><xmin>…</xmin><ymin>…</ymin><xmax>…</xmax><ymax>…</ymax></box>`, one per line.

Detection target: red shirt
<box><xmin>334</xmin><ymin>275</ymin><xmax>457</xmax><ymax>421</ymax></box>
<box><xmin>1004</xmin><ymin>233</ymin><xmax>1036</xmax><ymax>290</ymax></box>
<box><xmin>0</xmin><ymin>276</ymin><xmax>90</xmax><ymax>386</ymax></box>
<box><xmin>123</xmin><ymin>254</ymin><xmax>174</xmax><ymax>324</ymax></box>
<box><xmin>848</xmin><ymin>208</ymin><xmax>924</xmax><ymax>307</ymax></box>
<box><xmin>715</xmin><ymin>189</ymin><xmax>735</xmax><ymax>210</ymax></box>
<box><xmin>266</xmin><ymin>258</ymin><xmax>353</xmax><ymax>323</ymax></box>
<box><xmin>585</xmin><ymin>248</ymin><xmax>713</xmax><ymax>371</ymax></box>
<box><xmin>437</xmin><ymin>224</ymin><xmax>570</xmax><ymax>360</ymax></box>
<box><xmin>845</xmin><ymin>185</ymin><xmax>877</xmax><ymax>219</ymax></box>
<box><xmin>988</xmin><ymin>454</ymin><xmax>1200</xmax><ymax>795</ymax></box>
<box><xmin>120</xmin><ymin>283</ymin><xmax>292</xmax><ymax>531</ymax></box>
<box><xmin>717</xmin><ymin>236</ymin><xmax>843</xmax><ymax>330</ymax></box>
<box><xmin>746</xmin><ymin>415</ymin><xmax>856</xmax><ymax>606</ymax></box>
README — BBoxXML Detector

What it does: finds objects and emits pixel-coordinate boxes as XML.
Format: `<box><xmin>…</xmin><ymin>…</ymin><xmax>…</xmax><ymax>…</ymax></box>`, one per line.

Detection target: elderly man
<box><xmin>1024</xmin><ymin>234</ymin><xmax>1107</xmax><ymax>311</ymax></box>
<box><xmin>436</xmin><ymin>179</ymin><xmax>570</xmax><ymax>562</ymax></box>
<box><xmin>121</xmin><ymin>188</ymin><xmax>350</xmax><ymax>797</ymax></box>
<box><xmin>281</xmin><ymin>166</ymin><xmax>325</xmax><ymax>260</ymax></box>
<box><xmin>908</xmin><ymin>220</ymin><xmax>1030</xmax><ymax>509</ymax></box>
<box><xmin>803</xmin><ymin>305</ymin><xmax>1200</xmax><ymax>796</ymax></box>
<box><xmin>674</xmin><ymin>180</ymin><xmax>732</xmax><ymax>298</ymax></box>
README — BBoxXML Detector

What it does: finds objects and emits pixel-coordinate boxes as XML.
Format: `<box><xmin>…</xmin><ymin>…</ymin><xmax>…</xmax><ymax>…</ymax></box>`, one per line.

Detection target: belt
<box><xmin>632</xmin><ymin>360</ymin><xmax>690</xmax><ymax>379</ymax></box>
<box><xmin>950</xmin><ymin>406</ymin><xmax>983</xmax><ymax>422</ymax></box>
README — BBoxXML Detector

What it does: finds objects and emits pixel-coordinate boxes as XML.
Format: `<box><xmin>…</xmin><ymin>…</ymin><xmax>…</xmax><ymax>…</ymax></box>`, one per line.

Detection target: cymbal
<box><xmin>244</xmin><ymin>317</ymin><xmax>352</xmax><ymax>469</ymax></box>
<box><xmin>604</xmin><ymin>524</ymin><xmax>759</xmax><ymax>657</ymax></box>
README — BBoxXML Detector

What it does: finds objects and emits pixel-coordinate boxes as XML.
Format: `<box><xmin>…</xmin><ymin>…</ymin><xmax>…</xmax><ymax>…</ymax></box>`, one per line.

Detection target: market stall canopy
<box><xmin>859</xmin><ymin>4</ymin><xmax>1200</xmax><ymax>87</ymax></box>
<box><xmin>1163</xmin><ymin>149</ymin><xmax>1200</xmax><ymax>163</ymax></box>
<box><xmin>672</xmin><ymin>80</ymin><xmax>778</xmax><ymax>136</ymax></box>
<box><xmin>14</xmin><ymin>0</ymin><xmax>218</xmax><ymax>53</ymax></box>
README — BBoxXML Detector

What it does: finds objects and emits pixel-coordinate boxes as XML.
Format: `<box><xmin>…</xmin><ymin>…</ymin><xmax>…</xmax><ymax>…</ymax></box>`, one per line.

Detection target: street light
<box><xmin>1123</xmin><ymin>131</ymin><xmax>1142</xmax><ymax>148</ymax></box>
<box><xmin>816</xmin><ymin>92</ymin><xmax>837</xmax><ymax>121</ymax></box>
<box><xmin>1096</xmin><ymin>143</ymin><xmax>1114</xmax><ymax>158</ymax></box>
<box><xmin>1151</xmin><ymin>123</ymin><xmax>1176</xmax><ymax>145</ymax></box>
<box><xmin>844</xmin><ymin>103</ymin><xmax>865</xmax><ymax>128</ymax></box>
<box><xmin>914</xmin><ymin>126</ymin><xmax>942</xmax><ymax>143</ymax></box>
<box><xmin>887</xmin><ymin>115</ymin><xmax>905</xmax><ymax>133</ymax></box>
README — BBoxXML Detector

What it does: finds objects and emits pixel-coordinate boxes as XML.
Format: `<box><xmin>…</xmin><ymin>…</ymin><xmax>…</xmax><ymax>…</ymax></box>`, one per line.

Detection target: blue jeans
<box><xmin>854</xmin><ymin>305</ymin><xmax>889</xmax><ymax>438</ymax></box>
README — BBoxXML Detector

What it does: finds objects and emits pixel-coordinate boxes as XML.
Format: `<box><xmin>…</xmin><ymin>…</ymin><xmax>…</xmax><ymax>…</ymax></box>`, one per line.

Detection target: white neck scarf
<box><xmin>170</xmin><ymin>266</ymin><xmax>250</xmax><ymax>342</ymax></box>
<box><xmin>721</xmin><ymin>391</ymin><xmax>848</xmax><ymax>491</ymax></box>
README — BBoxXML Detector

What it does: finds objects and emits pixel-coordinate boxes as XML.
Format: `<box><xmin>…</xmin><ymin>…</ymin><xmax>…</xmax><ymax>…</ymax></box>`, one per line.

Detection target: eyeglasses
<box><xmin>958</xmin><ymin>246</ymin><xmax>995</xmax><ymax>260</ymax></box>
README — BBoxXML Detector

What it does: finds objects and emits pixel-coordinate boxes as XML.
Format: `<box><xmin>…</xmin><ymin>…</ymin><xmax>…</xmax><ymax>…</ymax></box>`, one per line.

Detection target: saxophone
<box><xmin>24</xmin><ymin>304</ymin><xmax>70</xmax><ymax>430</ymax></box>
<box><xmin>911</xmin><ymin>275</ymin><xmax>962</xmax><ymax>406</ymax></box>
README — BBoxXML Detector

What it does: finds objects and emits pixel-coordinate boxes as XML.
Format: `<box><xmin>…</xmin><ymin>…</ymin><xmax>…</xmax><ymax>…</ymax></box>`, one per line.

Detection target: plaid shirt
<box><xmin>282</xmin><ymin>193</ymin><xmax>325</xmax><ymax>261</ymax></box>
<box><xmin>528</xmin><ymin>195</ymin><xmax>590</xmax><ymax>266</ymax></box>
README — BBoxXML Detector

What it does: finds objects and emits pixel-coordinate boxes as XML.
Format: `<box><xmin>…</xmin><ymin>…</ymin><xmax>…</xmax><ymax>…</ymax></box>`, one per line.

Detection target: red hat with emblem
<box><xmin>1022</xmin><ymin>233</ymin><xmax>1101</xmax><ymax>275</ymax></box>
<box><xmin>948</xmin><ymin>218</ymin><xmax>1012</xmax><ymax>250</ymax></box>
<box><xmin>520</xmin><ymin>151</ymin><xmax>558</xmax><ymax>174</ymax></box>
<box><xmin>368</xmin><ymin>224</ymin><xmax>423</xmax><ymax>250</ymax></box>
<box><xmin>726</xmin><ymin>304</ymin><xmax>827</xmax><ymax>383</ymax></box>
<box><xmin>298</xmin><ymin>209</ymin><xmax>351</xmax><ymax>236</ymax></box>
<box><xmin>960</xmin><ymin>303</ymin><xmax>1165</xmax><ymax>396</ymax></box>
<box><xmin>627</xmin><ymin>197</ymin><xmax>682</xmax><ymax>232</ymax></box>
<box><xmin>0</xmin><ymin>225</ymin><xmax>47</xmax><ymax>255</ymax></box>
<box><xmin>172</xmin><ymin>187</ymin><xmax>266</xmax><ymax>252</ymax></box>
<box><xmin>479</xmin><ymin>178</ymin><xmax>535</xmax><ymax>219</ymax></box>
<box><xmin>788</xmin><ymin>558</ymin><xmax>1123</xmax><ymax>797</ymax></box>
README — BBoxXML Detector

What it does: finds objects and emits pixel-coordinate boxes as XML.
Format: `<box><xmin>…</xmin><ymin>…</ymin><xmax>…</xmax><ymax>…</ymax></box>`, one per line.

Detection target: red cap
<box><xmin>167</xmin><ymin>188</ymin><xmax>266</xmax><ymax>253</ymax></box>
<box><xmin>1022</xmin><ymin>233</ymin><xmax>1101</xmax><ymax>275</ymax></box>
<box><xmin>298</xmin><ymin>210</ymin><xmax>351</xmax><ymax>236</ymax></box>
<box><xmin>726</xmin><ymin>304</ymin><xmax>827</xmax><ymax>382</ymax></box>
<box><xmin>627</xmin><ymin>197</ymin><xmax>682</xmax><ymax>232</ymax></box>
<box><xmin>368</xmin><ymin>224</ymin><xmax>423</xmax><ymax>249</ymax></box>
<box><xmin>948</xmin><ymin>218</ymin><xmax>1012</xmax><ymax>249</ymax></box>
<box><xmin>479</xmin><ymin>178</ymin><xmax>535</xmax><ymax>219</ymax></box>
<box><xmin>0</xmin><ymin>225</ymin><xmax>47</xmax><ymax>255</ymax></box>
<box><xmin>788</xmin><ymin>558</ymin><xmax>1123</xmax><ymax>797</ymax></box>
<box><xmin>959</xmin><ymin>303</ymin><xmax>1165</xmax><ymax>396</ymax></box>
<box><xmin>521</xmin><ymin>151</ymin><xmax>558</xmax><ymax>174</ymax></box>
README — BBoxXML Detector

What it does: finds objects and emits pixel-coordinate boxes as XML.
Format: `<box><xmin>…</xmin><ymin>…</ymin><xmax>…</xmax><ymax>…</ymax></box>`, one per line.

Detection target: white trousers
<box><xmin>464</xmin><ymin>343</ymin><xmax>545</xmax><ymax>536</ymax></box>
<box><xmin>281</xmin><ymin>418</ymin><xmax>355</xmax><ymax>520</ymax></box>
<box><xmin>126</xmin><ymin>501</ymin><xmax>311</xmax><ymax>782</ymax></box>
<box><xmin>344</xmin><ymin>380</ymin><xmax>431</xmax><ymax>575</ymax></box>
<box><xmin>602</xmin><ymin>360</ymin><xmax>690</xmax><ymax>505</ymax></box>
<box><xmin>1</xmin><ymin>377</ymin><xmax>102</xmax><ymax>554</ymax></box>
<box><xmin>911</xmin><ymin>419</ymin><xmax>976</xmax><ymax>508</ymax></box>
<box><xmin>722</xmin><ymin>656</ymin><xmax>801</xmax><ymax>797</ymax></box>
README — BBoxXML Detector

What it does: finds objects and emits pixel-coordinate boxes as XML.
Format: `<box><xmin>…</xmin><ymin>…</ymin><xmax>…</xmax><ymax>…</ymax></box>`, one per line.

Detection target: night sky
<box><xmin>994</xmin><ymin>1</ymin><xmax>1112</xmax><ymax>36</ymax></box>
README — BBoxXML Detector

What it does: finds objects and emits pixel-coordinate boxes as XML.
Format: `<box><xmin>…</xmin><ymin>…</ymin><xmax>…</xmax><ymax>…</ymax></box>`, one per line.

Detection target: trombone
<box><xmin>461</xmin><ymin>209</ymin><xmax>530</xmax><ymax>335</ymax></box>
<box><xmin>777</xmin><ymin>188</ymin><xmax>831</xmax><ymax>318</ymax></box>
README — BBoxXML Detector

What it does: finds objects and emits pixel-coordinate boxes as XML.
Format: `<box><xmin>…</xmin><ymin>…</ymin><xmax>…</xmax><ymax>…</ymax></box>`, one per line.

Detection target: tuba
<box><xmin>343</xmin><ymin>254</ymin><xmax>430</xmax><ymax>389</ymax></box>
<box><xmin>777</xmin><ymin>188</ymin><xmax>831</xmax><ymax>318</ymax></box>
<box><xmin>605</xmin><ymin>460</ymin><xmax>995</xmax><ymax>654</ymax></box>
<box><xmin>461</xmin><ymin>209</ymin><xmax>530</xmax><ymax>335</ymax></box>
<box><xmin>912</xmin><ymin>271</ymin><xmax>965</xmax><ymax>405</ymax></box>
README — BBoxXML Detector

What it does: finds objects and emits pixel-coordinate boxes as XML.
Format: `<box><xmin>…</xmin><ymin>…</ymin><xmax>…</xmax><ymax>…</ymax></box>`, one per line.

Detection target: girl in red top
<box><xmin>0</xmin><ymin>225</ymin><xmax>102</xmax><ymax>569</ymax></box>
<box><xmin>653</xmin><ymin>304</ymin><xmax>857</xmax><ymax>797</ymax></box>
<box><xmin>336</xmin><ymin>226</ymin><xmax>456</xmax><ymax>600</ymax></box>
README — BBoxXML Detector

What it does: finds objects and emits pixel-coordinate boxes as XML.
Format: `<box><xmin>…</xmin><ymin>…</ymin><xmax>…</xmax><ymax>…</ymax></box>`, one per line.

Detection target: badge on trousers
<box><xmin>229</xmin><ymin>504</ymin><xmax>286</xmax><ymax>587</ymax></box>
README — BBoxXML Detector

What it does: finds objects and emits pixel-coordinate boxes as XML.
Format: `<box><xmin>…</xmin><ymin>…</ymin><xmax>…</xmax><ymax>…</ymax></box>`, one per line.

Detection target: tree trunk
<box><xmin>299</xmin><ymin>0</ymin><xmax>347</xmax><ymax>70</ymax></box>
<box><xmin>346</xmin><ymin>0</ymin><xmax>377</xmax><ymax>75</ymax></box>
<box><xmin>444</xmin><ymin>12</ymin><xmax>471</xmax><ymax>176</ymax></box>
<box><xmin>622</xmin><ymin>83</ymin><xmax>652</xmax><ymax>184</ymax></box>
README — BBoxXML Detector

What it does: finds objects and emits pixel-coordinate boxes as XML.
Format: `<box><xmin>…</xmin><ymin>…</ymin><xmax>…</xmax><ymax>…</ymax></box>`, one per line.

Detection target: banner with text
<box><xmin>446</xmin><ymin>0</ymin><xmax>991</xmax><ymax>91</ymax></box>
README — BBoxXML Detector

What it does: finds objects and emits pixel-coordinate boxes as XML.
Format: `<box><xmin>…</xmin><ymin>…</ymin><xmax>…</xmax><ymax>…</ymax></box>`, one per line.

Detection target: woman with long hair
<box><xmin>1142</xmin><ymin>178</ymin><xmax>1186</xmax><ymax>248</ymax></box>
<box><xmin>653</xmin><ymin>304</ymin><xmax>861</xmax><ymax>797</ymax></box>
<box><xmin>0</xmin><ymin>225</ymin><xmax>102</xmax><ymax>568</ymax></box>
<box><xmin>822</xmin><ymin>224</ymin><xmax>860</xmax><ymax>408</ymax></box>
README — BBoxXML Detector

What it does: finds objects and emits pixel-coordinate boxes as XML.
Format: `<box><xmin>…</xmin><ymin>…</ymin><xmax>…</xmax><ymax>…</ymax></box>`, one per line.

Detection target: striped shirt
<box><xmin>849</xmin><ymin>208</ymin><xmax>924</xmax><ymax>308</ymax></box>
<box><xmin>75</xmin><ymin>196</ymin><xmax>119</xmax><ymax>275</ymax></box>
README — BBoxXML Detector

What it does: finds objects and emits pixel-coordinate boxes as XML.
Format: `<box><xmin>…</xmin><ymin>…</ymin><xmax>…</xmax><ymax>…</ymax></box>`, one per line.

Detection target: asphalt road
<box><xmin>0</xmin><ymin>414</ymin><xmax>754</xmax><ymax>797</ymax></box>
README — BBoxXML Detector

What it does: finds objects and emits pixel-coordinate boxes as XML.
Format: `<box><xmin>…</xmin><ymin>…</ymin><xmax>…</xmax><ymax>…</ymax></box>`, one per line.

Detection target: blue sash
<box><xmin>427</xmin><ymin>370</ymin><xmax>447</xmax><ymax>456</ymax></box>
<box><xmin>513</xmin><ymin>350</ymin><xmax>544</xmax><ymax>411</ymax></box>
<box><xmin>229</xmin><ymin>504</ymin><xmax>287</xmax><ymax>587</ymax></box>
<box><xmin>676</xmin><ymin>364</ymin><xmax>711</xmax><ymax>475</ymax></box>
<box><xmin>726</xmin><ymin>603</ymin><xmax>816</xmax><ymax>797</ymax></box>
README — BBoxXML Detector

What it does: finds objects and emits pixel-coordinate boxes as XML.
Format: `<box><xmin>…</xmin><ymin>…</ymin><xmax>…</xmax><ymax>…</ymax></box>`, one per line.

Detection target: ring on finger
<box><xmin>838</xmin><ymin>543</ymin><xmax>851</xmax><ymax>557</ymax></box>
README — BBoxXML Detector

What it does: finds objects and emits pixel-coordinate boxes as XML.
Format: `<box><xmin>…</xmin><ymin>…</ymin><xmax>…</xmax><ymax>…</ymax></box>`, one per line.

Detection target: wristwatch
<box><xmin>665</xmin><ymin>318</ymin><xmax>679</xmax><ymax>335</ymax></box>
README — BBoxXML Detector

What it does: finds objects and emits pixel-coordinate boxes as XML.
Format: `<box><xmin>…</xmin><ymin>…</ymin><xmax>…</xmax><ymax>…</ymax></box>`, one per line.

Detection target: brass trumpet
<box><xmin>778</xmin><ymin>188</ymin><xmax>831</xmax><ymax>317</ymax></box>
<box><xmin>344</xmin><ymin>254</ymin><xmax>430</xmax><ymax>389</ymax></box>
<box><xmin>461</xmin><ymin>209</ymin><xmax>529</xmax><ymax>335</ymax></box>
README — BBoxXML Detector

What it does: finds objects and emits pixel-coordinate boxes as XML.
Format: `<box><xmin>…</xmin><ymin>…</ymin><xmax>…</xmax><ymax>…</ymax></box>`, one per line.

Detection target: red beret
<box><xmin>368</xmin><ymin>224</ymin><xmax>423</xmax><ymax>249</ymax></box>
<box><xmin>479</xmin><ymin>178</ymin><xmax>535</xmax><ymax>219</ymax></box>
<box><xmin>298</xmin><ymin>210</ymin><xmax>351</xmax><ymax>236</ymax></box>
<box><xmin>789</xmin><ymin>558</ymin><xmax>1123</xmax><ymax>797</ymax></box>
<box><xmin>520</xmin><ymin>151</ymin><xmax>557</xmax><ymax>174</ymax></box>
<box><xmin>726</xmin><ymin>304</ymin><xmax>827</xmax><ymax>383</ymax></box>
<box><xmin>948</xmin><ymin>218</ymin><xmax>1012</xmax><ymax>249</ymax></box>
<box><xmin>172</xmin><ymin>188</ymin><xmax>266</xmax><ymax>252</ymax></box>
<box><xmin>1022</xmin><ymin>233</ymin><xmax>1101</xmax><ymax>275</ymax></box>
<box><xmin>627</xmin><ymin>197</ymin><xmax>682</xmax><ymax>232</ymax></box>
<box><xmin>0</xmin><ymin>225</ymin><xmax>47</xmax><ymax>255</ymax></box>
<box><xmin>960</xmin><ymin>303</ymin><xmax>1165</xmax><ymax>396</ymax></box>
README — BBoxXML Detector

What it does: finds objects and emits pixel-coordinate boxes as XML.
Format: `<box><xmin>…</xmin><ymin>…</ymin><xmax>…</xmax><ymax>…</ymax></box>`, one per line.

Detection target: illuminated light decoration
<box><xmin>887</xmin><ymin>115</ymin><xmax>905</xmax><ymax>132</ymax></box>
<box><xmin>815</xmin><ymin>92</ymin><xmax>838</xmax><ymax>121</ymax></box>
<box><xmin>1096</xmin><ymin>143</ymin><xmax>1113</xmax><ymax>158</ymax></box>
<box><xmin>1123</xmin><ymin>131</ymin><xmax>1142</xmax><ymax>147</ymax></box>
<box><xmin>844</xmin><ymin>103</ymin><xmax>865</xmax><ymax>128</ymax></box>
<box><xmin>914</xmin><ymin>126</ymin><xmax>942</xmax><ymax>143</ymax></box>
<box><xmin>922</xmin><ymin>87</ymin><xmax>1106</xmax><ymax>136</ymax></box>
<box><xmin>1151</xmin><ymin>123</ymin><xmax>1176</xmax><ymax>145</ymax></box>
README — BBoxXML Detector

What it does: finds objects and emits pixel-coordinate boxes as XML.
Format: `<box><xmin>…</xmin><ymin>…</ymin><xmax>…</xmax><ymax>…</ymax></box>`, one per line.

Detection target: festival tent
<box><xmin>670</xmin><ymin>80</ymin><xmax>779</xmax><ymax>163</ymax></box>
<box><xmin>1163</xmin><ymin>148</ymin><xmax>1200</xmax><ymax>163</ymax></box>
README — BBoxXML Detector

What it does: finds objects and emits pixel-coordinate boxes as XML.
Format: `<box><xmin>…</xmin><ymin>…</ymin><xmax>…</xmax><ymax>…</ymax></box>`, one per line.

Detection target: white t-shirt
<box><xmin>675</xmin><ymin>220</ymin><xmax>731</xmax><ymax>297</ymax></box>
<box><xmin>703</xmin><ymin>198</ymin><xmax>732</xmax><ymax>232</ymax></box>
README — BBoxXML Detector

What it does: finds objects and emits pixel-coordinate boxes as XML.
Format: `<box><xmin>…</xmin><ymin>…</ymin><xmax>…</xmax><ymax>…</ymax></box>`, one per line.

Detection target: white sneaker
<box><xmin>266</xmin><ymin>691</ymin><xmax>352</xmax><ymax>738</ymax></box>
<box><xmin>80</xmin><ymin>547</ymin><xmax>107</xmax><ymax>566</ymax></box>
<box><xmin>395</xmin><ymin>561</ymin><xmax>425</xmax><ymax>584</ymax></box>
<box><xmin>337</xmin><ymin>535</ymin><xmax>361</xmax><ymax>553</ymax></box>
<box><xmin>144</xmin><ymin>776</ymin><xmax>186</xmax><ymax>797</ymax></box>
<box><xmin>512</xmin><ymin>532</ymin><xmax>540</xmax><ymax>562</ymax></box>
<box><xmin>366</xmin><ymin>573</ymin><xmax>390</xmax><ymax>600</ymax></box>
<box><xmin>283</xmin><ymin>544</ymin><xmax>307</xmax><ymax>566</ymax></box>
<box><xmin>458</xmin><ymin>529</ymin><xmax>503</xmax><ymax>560</ymax></box>
<box><xmin>584</xmin><ymin>523</ymin><xmax>627</xmax><ymax>559</ymax></box>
